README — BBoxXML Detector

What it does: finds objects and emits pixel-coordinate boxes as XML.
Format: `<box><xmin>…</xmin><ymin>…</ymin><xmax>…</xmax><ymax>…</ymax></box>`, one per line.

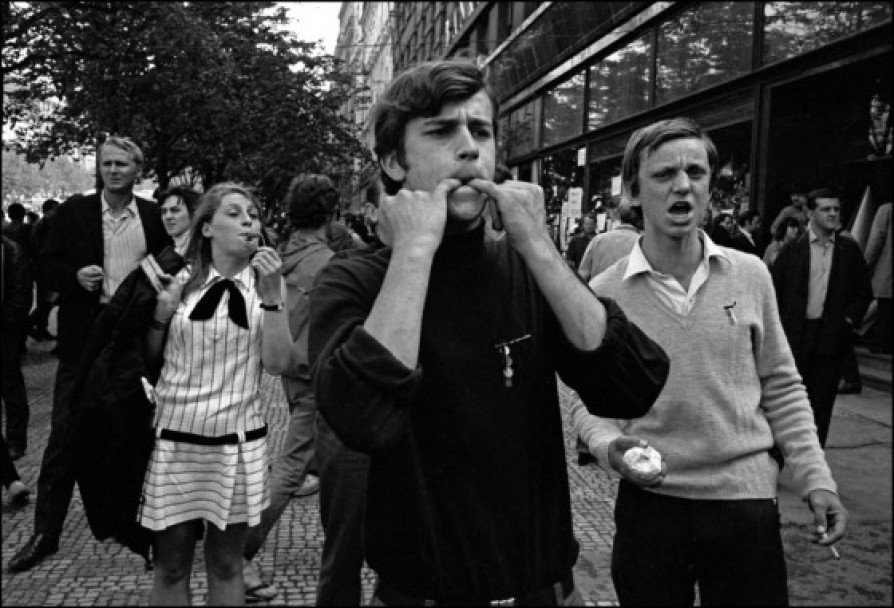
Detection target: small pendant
<box><xmin>503</xmin><ymin>346</ymin><xmax>514</xmax><ymax>387</ymax></box>
<box><xmin>494</xmin><ymin>335</ymin><xmax>529</xmax><ymax>389</ymax></box>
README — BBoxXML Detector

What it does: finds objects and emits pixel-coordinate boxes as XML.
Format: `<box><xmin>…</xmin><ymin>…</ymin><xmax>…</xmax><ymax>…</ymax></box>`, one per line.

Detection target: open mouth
<box><xmin>668</xmin><ymin>201</ymin><xmax>693</xmax><ymax>215</ymax></box>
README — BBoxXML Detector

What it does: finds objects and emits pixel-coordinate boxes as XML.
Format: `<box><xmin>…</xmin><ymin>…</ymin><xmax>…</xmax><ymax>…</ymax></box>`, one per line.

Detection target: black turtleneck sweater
<box><xmin>309</xmin><ymin>224</ymin><xmax>668</xmax><ymax>601</ymax></box>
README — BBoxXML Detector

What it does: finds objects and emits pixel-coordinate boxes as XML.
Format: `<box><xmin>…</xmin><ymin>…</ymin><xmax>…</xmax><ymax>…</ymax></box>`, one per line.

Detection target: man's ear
<box><xmin>380</xmin><ymin>154</ymin><xmax>406</xmax><ymax>185</ymax></box>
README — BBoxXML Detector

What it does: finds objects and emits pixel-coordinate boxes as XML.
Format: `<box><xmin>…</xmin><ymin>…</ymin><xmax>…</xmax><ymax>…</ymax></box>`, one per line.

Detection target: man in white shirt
<box><xmin>9</xmin><ymin>136</ymin><xmax>171</xmax><ymax>572</ymax></box>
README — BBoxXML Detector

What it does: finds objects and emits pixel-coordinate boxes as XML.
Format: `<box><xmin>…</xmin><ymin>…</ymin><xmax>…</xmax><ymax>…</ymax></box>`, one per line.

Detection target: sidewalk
<box><xmin>2</xmin><ymin>333</ymin><xmax>891</xmax><ymax>606</ymax></box>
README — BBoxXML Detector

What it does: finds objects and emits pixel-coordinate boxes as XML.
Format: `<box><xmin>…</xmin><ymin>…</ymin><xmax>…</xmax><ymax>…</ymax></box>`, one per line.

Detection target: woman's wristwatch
<box><xmin>260</xmin><ymin>301</ymin><xmax>285</xmax><ymax>312</ymax></box>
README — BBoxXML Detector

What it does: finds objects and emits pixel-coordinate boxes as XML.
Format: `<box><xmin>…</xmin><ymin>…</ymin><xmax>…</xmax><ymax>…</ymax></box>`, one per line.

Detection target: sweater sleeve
<box><xmin>310</xmin><ymin>255</ymin><xmax>423</xmax><ymax>454</ymax></box>
<box><xmin>752</xmin><ymin>262</ymin><xmax>837</xmax><ymax>498</ymax></box>
<box><xmin>553</xmin><ymin>295</ymin><xmax>670</xmax><ymax>420</ymax></box>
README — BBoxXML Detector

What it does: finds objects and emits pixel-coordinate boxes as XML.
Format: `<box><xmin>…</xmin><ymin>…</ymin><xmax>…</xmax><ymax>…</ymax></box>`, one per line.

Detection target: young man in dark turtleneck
<box><xmin>308</xmin><ymin>59</ymin><xmax>669</xmax><ymax>606</ymax></box>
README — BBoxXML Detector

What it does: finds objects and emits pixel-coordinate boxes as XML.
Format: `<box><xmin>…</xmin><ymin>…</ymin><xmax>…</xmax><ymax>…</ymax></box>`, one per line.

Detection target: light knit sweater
<box><xmin>576</xmin><ymin>245</ymin><xmax>837</xmax><ymax>500</ymax></box>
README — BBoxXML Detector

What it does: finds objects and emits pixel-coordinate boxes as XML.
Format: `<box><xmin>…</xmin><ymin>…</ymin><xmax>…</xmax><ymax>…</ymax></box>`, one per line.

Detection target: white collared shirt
<box><xmin>622</xmin><ymin>230</ymin><xmax>729</xmax><ymax>316</ymax></box>
<box><xmin>806</xmin><ymin>225</ymin><xmax>835</xmax><ymax>320</ymax></box>
<box><xmin>100</xmin><ymin>192</ymin><xmax>146</xmax><ymax>302</ymax></box>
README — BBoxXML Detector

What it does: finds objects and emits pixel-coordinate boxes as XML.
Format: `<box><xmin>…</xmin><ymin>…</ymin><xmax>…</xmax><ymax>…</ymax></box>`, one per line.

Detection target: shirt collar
<box><xmin>101</xmin><ymin>191</ymin><xmax>137</xmax><ymax>216</ymax></box>
<box><xmin>201</xmin><ymin>264</ymin><xmax>254</xmax><ymax>292</ymax></box>
<box><xmin>808</xmin><ymin>224</ymin><xmax>836</xmax><ymax>244</ymax></box>
<box><xmin>623</xmin><ymin>230</ymin><xmax>729</xmax><ymax>281</ymax></box>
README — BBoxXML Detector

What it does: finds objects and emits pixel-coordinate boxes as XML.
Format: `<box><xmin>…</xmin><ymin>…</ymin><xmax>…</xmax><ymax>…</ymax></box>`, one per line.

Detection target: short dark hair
<box><xmin>42</xmin><ymin>199</ymin><xmax>60</xmax><ymax>213</ymax></box>
<box><xmin>284</xmin><ymin>173</ymin><xmax>340</xmax><ymax>230</ymax></box>
<box><xmin>157</xmin><ymin>185</ymin><xmax>201</xmax><ymax>217</ymax></box>
<box><xmin>6</xmin><ymin>202</ymin><xmax>26</xmax><ymax>222</ymax></box>
<box><xmin>807</xmin><ymin>187</ymin><xmax>840</xmax><ymax>210</ymax></box>
<box><xmin>371</xmin><ymin>59</ymin><xmax>500</xmax><ymax>195</ymax></box>
<box><xmin>774</xmin><ymin>216</ymin><xmax>800</xmax><ymax>241</ymax></box>
<box><xmin>737</xmin><ymin>209</ymin><xmax>759</xmax><ymax>227</ymax></box>
<box><xmin>621</xmin><ymin>117</ymin><xmax>718</xmax><ymax>199</ymax></box>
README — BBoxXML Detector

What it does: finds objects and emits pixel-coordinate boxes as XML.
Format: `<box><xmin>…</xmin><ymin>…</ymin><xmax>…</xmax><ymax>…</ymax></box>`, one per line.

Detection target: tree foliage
<box><xmin>3</xmin><ymin>1</ymin><xmax>371</xmax><ymax>215</ymax></box>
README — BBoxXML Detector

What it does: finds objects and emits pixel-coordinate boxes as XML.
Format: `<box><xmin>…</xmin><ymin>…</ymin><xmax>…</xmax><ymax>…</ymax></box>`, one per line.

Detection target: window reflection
<box><xmin>504</xmin><ymin>102</ymin><xmax>535</xmax><ymax>159</ymax></box>
<box><xmin>588</xmin><ymin>33</ymin><xmax>652</xmax><ymax>130</ymax></box>
<box><xmin>543</xmin><ymin>71</ymin><xmax>586</xmax><ymax>147</ymax></box>
<box><xmin>656</xmin><ymin>2</ymin><xmax>753</xmax><ymax>105</ymax></box>
<box><xmin>763</xmin><ymin>2</ymin><xmax>892</xmax><ymax>65</ymax></box>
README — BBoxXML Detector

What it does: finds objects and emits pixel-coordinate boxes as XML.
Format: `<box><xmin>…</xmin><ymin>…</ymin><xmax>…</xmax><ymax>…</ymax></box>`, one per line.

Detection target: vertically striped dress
<box><xmin>139</xmin><ymin>265</ymin><xmax>270</xmax><ymax>531</ymax></box>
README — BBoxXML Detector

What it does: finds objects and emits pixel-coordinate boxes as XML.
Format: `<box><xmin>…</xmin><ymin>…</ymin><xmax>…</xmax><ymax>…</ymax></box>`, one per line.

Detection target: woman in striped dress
<box><xmin>140</xmin><ymin>183</ymin><xmax>292</xmax><ymax>605</ymax></box>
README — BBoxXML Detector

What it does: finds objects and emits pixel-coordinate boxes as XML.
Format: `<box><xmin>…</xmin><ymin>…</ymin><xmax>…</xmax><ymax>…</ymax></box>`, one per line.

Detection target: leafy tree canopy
<box><xmin>3</xmin><ymin>1</ymin><xmax>371</xmax><ymax>218</ymax></box>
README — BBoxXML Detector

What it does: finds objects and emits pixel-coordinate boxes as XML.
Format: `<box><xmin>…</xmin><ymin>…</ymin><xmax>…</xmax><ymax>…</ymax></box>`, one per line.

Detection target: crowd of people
<box><xmin>1</xmin><ymin>57</ymin><xmax>891</xmax><ymax>606</ymax></box>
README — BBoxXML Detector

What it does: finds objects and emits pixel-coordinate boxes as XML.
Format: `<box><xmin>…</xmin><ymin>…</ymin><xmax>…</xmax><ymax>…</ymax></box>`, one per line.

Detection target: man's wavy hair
<box><xmin>284</xmin><ymin>173</ymin><xmax>340</xmax><ymax>230</ymax></box>
<box><xmin>181</xmin><ymin>182</ymin><xmax>265</xmax><ymax>299</ymax></box>
<box><xmin>371</xmin><ymin>59</ymin><xmax>500</xmax><ymax>196</ymax></box>
<box><xmin>101</xmin><ymin>135</ymin><xmax>144</xmax><ymax>168</ymax></box>
<box><xmin>621</xmin><ymin>117</ymin><xmax>718</xmax><ymax>199</ymax></box>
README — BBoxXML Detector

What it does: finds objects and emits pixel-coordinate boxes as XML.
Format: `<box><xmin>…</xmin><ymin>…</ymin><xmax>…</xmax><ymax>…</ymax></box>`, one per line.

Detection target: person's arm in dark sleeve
<box><xmin>3</xmin><ymin>238</ymin><xmax>32</xmax><ymax>322</ymax></box>
<box><xmin>553</xmin><ymin>296</ymin><xmax>669</xmax><ymax>419</ymax></box>
<box><xmin>44</xmin><ymin>199</ymin><xmax>84</xmax><ymax>296</ymax></box>
<box><xmin>309</xmin><ymin>259</ymin><xmax>423</xmax><ymax>454</ymax></box>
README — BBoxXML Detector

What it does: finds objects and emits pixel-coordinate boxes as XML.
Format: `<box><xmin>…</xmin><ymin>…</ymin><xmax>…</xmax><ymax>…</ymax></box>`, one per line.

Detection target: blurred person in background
<box><xmin>158</xmin><ymin>185</ymin><xmax>201</xmax><ymax>255</ymax></box>
<box><xmin>763</xmin><ymin>216</ymin><xmax>801</xmax><ymax>268</ymax></box>
<box><xmin>577</xmin><ymin>200</ymin><xmax>640</xmax><ymax>282</ymax></box>
<box><xmin>772</xmin><ymin>187</ymin><xmax>873</xmax><ymax>447</ymax></box>
<box><xmin>29</xmin><ymin>199</ymin><xmax>61</xmax><ymax>341</ymax></box>
<box><xmin>2</xmin><ymin>235</ymin><xmax>32</xmax><ymax>461</ymax></box>
<box><xmin>729</xmin><ymin>210</ymin><xmax>762</xmax><ymax>256</ymax></box>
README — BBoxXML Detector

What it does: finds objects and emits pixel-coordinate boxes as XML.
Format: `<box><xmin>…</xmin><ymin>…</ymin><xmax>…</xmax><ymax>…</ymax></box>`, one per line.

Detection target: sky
<box><xmin>279</xmin><ymin>1</ymin><xmax>342</xmax><ymax>54</ymax></box>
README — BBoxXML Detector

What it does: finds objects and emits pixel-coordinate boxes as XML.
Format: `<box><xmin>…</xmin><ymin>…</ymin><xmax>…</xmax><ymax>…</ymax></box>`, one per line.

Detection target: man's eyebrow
<box><xmin>422</xmin><ymin>117</ymin><xmax>493</xmax><ymax>128</ymax></box>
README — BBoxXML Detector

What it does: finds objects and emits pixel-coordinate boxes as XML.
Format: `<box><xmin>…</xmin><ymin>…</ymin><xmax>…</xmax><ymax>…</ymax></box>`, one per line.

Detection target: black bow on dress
<box><xmin>188</xmin><ymin>279</ymin><xmax>248</xmax><ymax>329</ymax></box>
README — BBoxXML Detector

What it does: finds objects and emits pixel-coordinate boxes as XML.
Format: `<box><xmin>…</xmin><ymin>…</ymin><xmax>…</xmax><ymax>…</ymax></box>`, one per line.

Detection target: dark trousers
<box><xmin>1</xmin><ymin>434</ymin><xmax>22</xmax><ymax>488</ymax></box>
<box><xmin>793</xmin><ymin>322</ymin><xmax>842</xmax><ymax>447</ymax></box>
<box><xmin>612</xmin><ymin>482</ymin><xmax>789</xmax><ymax>606</ymax></box>
<box><xmin>34</xmin><ymin>360</ymin><xmax>79</xmax><ymax>538</ymax></box>
<box><xmin>1</xmin><ymin>322</ymin><xmax>30</xmax><ymax>451</ymax></box>
<box><xmin>315</xmin><ymin>413</ymin><xmax>370</xmax><ymax>606</ymax></box>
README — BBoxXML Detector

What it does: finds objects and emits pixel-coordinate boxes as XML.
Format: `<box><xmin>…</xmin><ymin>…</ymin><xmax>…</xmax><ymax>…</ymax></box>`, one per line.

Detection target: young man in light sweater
<box><xmin>573</xmin><ymin>117</ymin><xmax>847</xmax><ymax>605</ymax></box>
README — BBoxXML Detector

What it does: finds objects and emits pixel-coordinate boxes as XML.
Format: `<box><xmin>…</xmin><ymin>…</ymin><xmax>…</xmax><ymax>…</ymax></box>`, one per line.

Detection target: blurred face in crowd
<box><xmin>745</xmin><ymin>215</ymin><xmax>761</xmax><ymax>235</ymax></box>
<box><xmin>720</xmin><ymin>215</ymin><xmax>735</xmax><ymax>233</ymax></box>
<box><xmin>632</xmin><ymin>137</ymin><xmax>711</xmax><ymax>243</ymax></box>
<box><xmin>383</xmin><ymin>90</ymin><xmax>496</xmax><ymax>232</ymax></box>
<box><xmin>784</xmin><ymin>223</ymin><xmax>799</xmax><ymax>243</ymax></box>
<box><xmin>161</xmin><ymin>195</ymin><xmax>192</xmax><ymax>239</ymax></box>
<box><xmin>791</xmin><ymin>192</ymin><xmax>807</xmax><ymax>209</ymax></box>
<box><xmin>99</xmin><ymin>145</ymin><xmax>140</xmax><ymax>195</ymax></box>
<box><xmin>582</xmin><ymin>215</ymin><xmax>596</xmax><ymax>236</ymax></box>
<box><xmin>810</xmin><ymin>197</ymin><xmax>841</xmax><ymax>237</ymax></box>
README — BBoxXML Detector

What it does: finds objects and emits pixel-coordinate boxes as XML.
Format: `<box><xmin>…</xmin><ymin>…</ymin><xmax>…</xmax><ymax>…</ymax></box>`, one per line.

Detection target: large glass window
<box><xmin>542</xmin><ymin>71</ymin><xmax>586</xmax><ymax>148</ymax></box>
<box><xmin>588</xmin><ymin>33</ymin><xmax>652</xmax><ymax>131</ymax></box>
<box><xmin>488</xmin><ymin>2</ymin><xmax>643</xmax><ymax>99</ymax></box>
<box><xmin>503</xmin><ymin>102</ymin><xmax>535</xmax><ymax>160</ymax></box>
<box><xmin>656</xmin><ymin>2</ymin><xmax>754</xmax><ymax>106</ymax></box>
<box><xmin>763</xmin><ymin>2</ymin><xmax>892</xmax><ymax>65</ymax></box>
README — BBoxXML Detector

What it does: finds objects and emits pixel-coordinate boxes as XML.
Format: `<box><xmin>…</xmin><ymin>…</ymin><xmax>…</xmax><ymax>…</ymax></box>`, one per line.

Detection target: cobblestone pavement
<box><xmin>3</xmin><ymin>334</ymin><xmax>891</xmax><ymax>606</ymax></box>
